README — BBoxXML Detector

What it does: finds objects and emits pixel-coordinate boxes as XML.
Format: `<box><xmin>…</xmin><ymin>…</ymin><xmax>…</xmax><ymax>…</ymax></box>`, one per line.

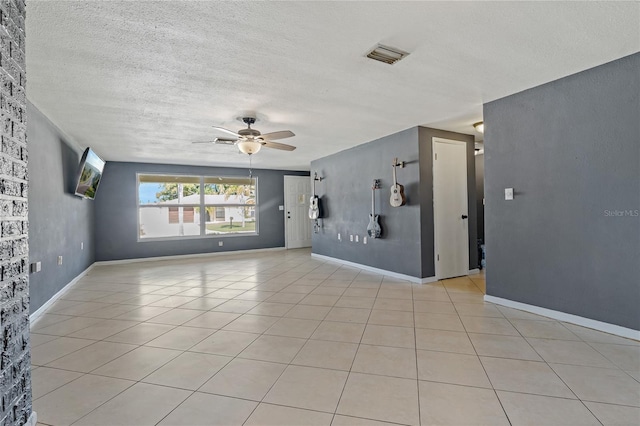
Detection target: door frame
<box><xmin>432</xmin><ymin>137</ymin><xmax>469</xmax><ymax>280</ymax></box>
<box><xmin>283</xmin><ymin>175</ymin><xmax>312</xmax><ymax>249</ymax></box>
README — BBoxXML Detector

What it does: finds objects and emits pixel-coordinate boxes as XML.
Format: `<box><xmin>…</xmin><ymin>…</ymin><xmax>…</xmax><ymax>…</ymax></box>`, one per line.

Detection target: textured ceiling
<box><xmin>27</xmin><ymin>1</ymin><xmax>639</xmax><ymax>170</ymax></box>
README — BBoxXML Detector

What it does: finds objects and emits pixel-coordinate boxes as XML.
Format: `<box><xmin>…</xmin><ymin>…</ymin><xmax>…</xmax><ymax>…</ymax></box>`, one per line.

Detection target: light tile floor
<box><xmin>31</xmin><ymin>249</ymin><xmax>639</xmax><ymax>425</ymax></box>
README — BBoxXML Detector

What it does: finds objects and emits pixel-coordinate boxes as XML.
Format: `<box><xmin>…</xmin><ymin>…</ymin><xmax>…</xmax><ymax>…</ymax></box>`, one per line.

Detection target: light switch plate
<box><xmin>505</xmin><ymin>188</ymin><xmax>514</xmax><ymax>200</ymax></box>
<box><xmin>278</xmin><ymin>205</ymin><xmax>284</xmax><ymax>211</ymax></box>
<box><xmin>30</xmin><ymin>262</ymin><xmax>41</xmax><ymax>273</ymax></box>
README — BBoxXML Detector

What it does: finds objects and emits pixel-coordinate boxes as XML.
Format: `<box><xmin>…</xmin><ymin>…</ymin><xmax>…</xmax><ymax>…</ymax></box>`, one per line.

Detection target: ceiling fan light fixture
<box><xmin>473</xmin><ymin>122</ymin><xmax>484</xmax><ymax>133</ymax></box>
<box><xmin>237</xmin><ymin>139</ymin><xmax>262</xmax><ymax>155</ymax></box>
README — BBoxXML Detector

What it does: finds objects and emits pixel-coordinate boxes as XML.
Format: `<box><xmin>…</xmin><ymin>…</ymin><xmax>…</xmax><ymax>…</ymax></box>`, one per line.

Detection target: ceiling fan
<box><xmin>193</xmin><ymin>117</ymin><xmax>296</xmax><ymax>155</ymax></box>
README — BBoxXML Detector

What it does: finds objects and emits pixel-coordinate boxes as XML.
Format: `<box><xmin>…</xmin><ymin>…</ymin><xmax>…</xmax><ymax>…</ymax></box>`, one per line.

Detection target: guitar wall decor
<box><xmin>309</xmin><ymin>172</ymin><xmax>323</xmax><ymax>220</ymax></box>
<box><xmin>367</xmin><ymin>179</ymin><xmax>382</xmax><ymax>239</ymax></box>
<box><xmin>390</xmin><ymin>158</ymin><xmax>406</xmax><ymax>207</ymax></box>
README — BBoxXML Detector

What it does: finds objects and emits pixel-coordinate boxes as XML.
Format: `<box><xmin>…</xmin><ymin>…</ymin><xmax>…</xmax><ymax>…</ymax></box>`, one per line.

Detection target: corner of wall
<box><xmin>417</xmin><ymin>127</ymin><xmax>478</xmax><ymax>276</ymax></box>
<box><xmin>310</xmin><ymin>127</ymin><xmax>424</xmax><ymax>279</ymax></box>
<box><xmin>27</xmin><ymin>98</ymin><xmax>97</xmax><ymax>313</ymax></box>
<box><xmin>483</xmin><ymin>53</ymin><xmax>640</xmax><ymax>330</ymax></box>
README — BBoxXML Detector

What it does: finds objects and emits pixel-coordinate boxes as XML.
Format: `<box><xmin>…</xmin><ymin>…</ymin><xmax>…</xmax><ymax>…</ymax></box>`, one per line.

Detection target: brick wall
<box><xmin>0</xmin><ymin>0</ymin><xmax>30</xmax><ymax>425</ymax></box>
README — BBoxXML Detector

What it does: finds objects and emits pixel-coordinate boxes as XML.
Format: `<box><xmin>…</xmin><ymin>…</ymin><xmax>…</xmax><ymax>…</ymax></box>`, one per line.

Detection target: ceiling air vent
<box><xmin>366</xmin><ymin>44</ymin><xmax>409</xmax><ymax>65</ymax></box>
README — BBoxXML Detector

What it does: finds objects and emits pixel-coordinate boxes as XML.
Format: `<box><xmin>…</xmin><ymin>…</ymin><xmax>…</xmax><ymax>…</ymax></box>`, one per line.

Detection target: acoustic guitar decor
<box><xmin>390</xmin><ymin>158</ymin><xmax>406</xmax><ymax>207</ymax></box>
<box><xmin>309</xmin><ymin>172</ymin><xmax>323</xmax><ymax>220</ymax></box>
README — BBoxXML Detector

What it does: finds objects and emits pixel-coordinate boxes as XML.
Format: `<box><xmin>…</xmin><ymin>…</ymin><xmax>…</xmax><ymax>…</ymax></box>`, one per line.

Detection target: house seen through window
<box><xmin>138</xmin><ymin>174</ymin><xmax>257</xmax><ymax>239</ymax></box>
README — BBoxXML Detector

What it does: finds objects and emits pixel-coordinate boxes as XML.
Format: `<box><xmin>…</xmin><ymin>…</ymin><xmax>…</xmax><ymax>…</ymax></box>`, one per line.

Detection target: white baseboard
<box><xmin>26</xmin><ymin>411</ymin><xmax>37</xmax><ymax>426</ymax></box>
<box><xmin>485</xmin><ymin>295</ymin><xmax>640</xmax><ymax>341</ymax></box>
<box><xmin>94</xmin><ymin>247</ymin><xmax>286</xmax><ymax>266</ymax></box>
<box><xmin>29</xmin><ymin>264</ymin><xmax>95</xmax><ymax>325</ymax></box>
<box><xmin>311</xmin><ymin>253</ymin><xmax>437</xmax><ymax>284</ymax></box>
<box><xmin>468</xmin><ymin>269</ymin><xmax>480</xmax><ymax>275</ymax></box>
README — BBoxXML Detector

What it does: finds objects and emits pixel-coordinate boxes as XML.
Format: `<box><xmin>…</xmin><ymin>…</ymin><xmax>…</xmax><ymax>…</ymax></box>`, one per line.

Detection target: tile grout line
<box><xmin>330</xmin><ymin>269</ymin><xmax>384</xmax><ymax>425</ymax></box>
<box><xmin>66</xmin><ymin>374</ymin><xmax>139</xmax><ymax>426</ymax></box>
<box><xmin>581</xmin><ymin>335</ymin><xmax>640</xmax><ymax>380</ymax></box>
<box><xmin>202</xmin><ymin>264</ymin><xmax>345</xmax><ymax>422</ymax></box>
<box><xmin>34</xmin><ymin>274</ymin><xmax>254</xmax><ymax>422</ymax></box>
<box><xmin>32</xmin><ymin>256</ymin><xmax>638</xmax><ymax>425</ymax></box>
<box><xmin>68</xmin><ymin>258</ymin><xmax>311</xmax><ymax>425</ymax></box>
<box><xmin>67</xmin><ymin>327</ymin><xmax>214</xmax><ymax>425</ymax></box>
<box><xmin>236</xmin><ymin>266</ymin><xmax>358</xmax><ymax>425</ymax></box>
<box><xmin>499</xmin><ymin>308</ymin><xmax>605</xmax><ymax>425</ymax></box>
<box><xmin>412</xmin><ymin>282</ymin><xmax>422</xmax><ymax>426</ymax></box>
<box><xmin>445</xmin><ymin>279</ymin><xmax>514</xmax><ymax>426</ymax></box>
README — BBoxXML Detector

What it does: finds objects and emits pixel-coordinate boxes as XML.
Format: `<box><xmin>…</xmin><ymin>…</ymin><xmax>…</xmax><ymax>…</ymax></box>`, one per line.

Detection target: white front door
<box><xmin>284</xmin><ymin>175</ymin><xmax>312</xmax><ymax>249</ymax></box>
<box><xmin>433</xmin><ymin>138</ymin><xmax>469</xmax><ymax>279</ymax></box>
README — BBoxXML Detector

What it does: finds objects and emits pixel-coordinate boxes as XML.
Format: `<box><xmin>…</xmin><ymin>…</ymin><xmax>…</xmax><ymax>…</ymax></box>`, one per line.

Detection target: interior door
<box><xmin>433</xmin><ymin>138</ymin><xmax>469</xmax><ymax>279</ymax></box>
<box><xmin>284</xmin><ymin>175</ymin><xmax>312</xmax><ymax>249</ymax></box>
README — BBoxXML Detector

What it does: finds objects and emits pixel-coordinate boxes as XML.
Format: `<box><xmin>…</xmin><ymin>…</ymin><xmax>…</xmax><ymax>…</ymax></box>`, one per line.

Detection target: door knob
<box><xmin>461</xmin><ymin>215</ymin><xmax>468</xmax><ymax>219</ymax></box>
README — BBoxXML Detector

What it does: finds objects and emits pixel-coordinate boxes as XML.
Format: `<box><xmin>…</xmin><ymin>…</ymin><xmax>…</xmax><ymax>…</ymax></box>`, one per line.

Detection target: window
<box><xmin>138</xmin><ymin>174</ymin><xmax>257</xmax><ymax>240</ymax></box>
<box><xmin>168</xmin><ymin>207</ymin><xmax>194</xmax><ymax>224</ymax></box>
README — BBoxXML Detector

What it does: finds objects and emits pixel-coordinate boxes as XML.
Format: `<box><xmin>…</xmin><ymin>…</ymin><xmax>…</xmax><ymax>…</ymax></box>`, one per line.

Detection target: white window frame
<box><xmin>136</xmin><ymin>173</ymin><xmax>259</xmax><ymax>242</ymax></box>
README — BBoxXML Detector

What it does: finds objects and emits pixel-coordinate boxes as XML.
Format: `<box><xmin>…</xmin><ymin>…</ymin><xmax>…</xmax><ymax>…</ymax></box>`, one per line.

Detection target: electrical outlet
<box><xmin>355</xmin><ymin>235</ymin><xmax>359</xmax><ymax>243</ymax></box>
<box><xmin>30</xmin><ymin>262</ymin><xmax>41</xmax><ymax>273</ymax></box>
<box><xmin>57</xmin><ymin>256</ymin><xmax>63</xmax><ymax>265</ymax></box>
<box><xmin>349</xmin><ymin>235</ymin><xmax>353</xmax><ymax>242</ymax></box>
<box><xmin>81</xmin><ymin>242</ymin><xmax>84</xmax><ymax>250</ymax></box>
<box><xmin>218</xmin><ymin>241</ymin><xmax>223</xmax><ymax>247</ymax></box>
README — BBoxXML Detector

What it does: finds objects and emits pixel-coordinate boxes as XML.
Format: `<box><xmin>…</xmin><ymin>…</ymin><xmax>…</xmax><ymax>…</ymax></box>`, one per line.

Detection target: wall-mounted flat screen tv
<box><xmin>74</xmin><ymin>147</ymin><xmax>106</xmax><ymax>200</ymax></box>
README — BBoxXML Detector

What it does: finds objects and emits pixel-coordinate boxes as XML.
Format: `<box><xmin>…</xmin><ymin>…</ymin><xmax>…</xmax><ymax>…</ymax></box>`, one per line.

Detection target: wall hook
<box><xmin>392</xmin><ymin>158</ymin><xmax>405</xmax><ymax>168</ymax></box>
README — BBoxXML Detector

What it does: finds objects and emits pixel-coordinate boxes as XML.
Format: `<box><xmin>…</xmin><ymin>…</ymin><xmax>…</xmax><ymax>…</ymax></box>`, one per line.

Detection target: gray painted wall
<box><xmin>476</xmin><ymin>153</ymin><xmax>485</xmax><ymax>242</ymax></box>
<box><xmin>27</xmin><ymin>102</ymin><xmax>96</xmax><ymax>313</ymax></box>
<box><xmin>418</xmin><ymin>127</ymin><xmax>478</xmax><ymax>277</ymax></box>
<box><xmin>484</xmin><ymin>53</ymin><xmax>640</xmax><ymax>330</ymax></box>
<box><xmin>311</xmin><ymin>128</ymin><xmax>423</xmax><ymax>277</ymax></box>
<box><xmin>311</xmin><ymin>126</ymin><xmax>477</xmax><ymax>279</ymax></box>
<box><xmin>94</xmin><ymin>162</ymin><xmax>307</xmax><ymax>261</ymax></box>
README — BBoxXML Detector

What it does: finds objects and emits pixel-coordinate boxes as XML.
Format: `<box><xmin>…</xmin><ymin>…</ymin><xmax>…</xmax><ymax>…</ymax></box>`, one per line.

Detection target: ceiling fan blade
<box><xmin>211</xmin><ymin>126</ymin><xmax>240</xmax><ymax>138</ymax></box>
<box><xmin>259</xmin><ymin>130</ymin><xmax>295</xmax><ymax>140</ymax></box>
<box><xmin>192</xmin><ymin>140</ymin><xmax>218</xmax><ymax>144</ymax></box>
<box><xmin>262</xmin><ymin>140</ymin><xmax>296</xmax><ymax>151</ymax></box>
<box><xmin>213</xmin><ymin>139</ymin><xmax>237</xmax><ymax>145</ymax></box>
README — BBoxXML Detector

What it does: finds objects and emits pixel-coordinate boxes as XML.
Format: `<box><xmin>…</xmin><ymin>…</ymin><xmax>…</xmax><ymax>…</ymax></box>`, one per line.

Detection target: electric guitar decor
<box><xmin>390</xmin><ymin>158</ymin><xmax>406</xmax><ymax>207</ymax></box>
<box><xmin>309</xmin><ymin>172</ymin><xmax>322</xmax><ymax>220</ymax></box>
<box><xmin>367</xmin><ymin>179</ymin><xmax>382</xmax><ymax>239</ymax></box>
